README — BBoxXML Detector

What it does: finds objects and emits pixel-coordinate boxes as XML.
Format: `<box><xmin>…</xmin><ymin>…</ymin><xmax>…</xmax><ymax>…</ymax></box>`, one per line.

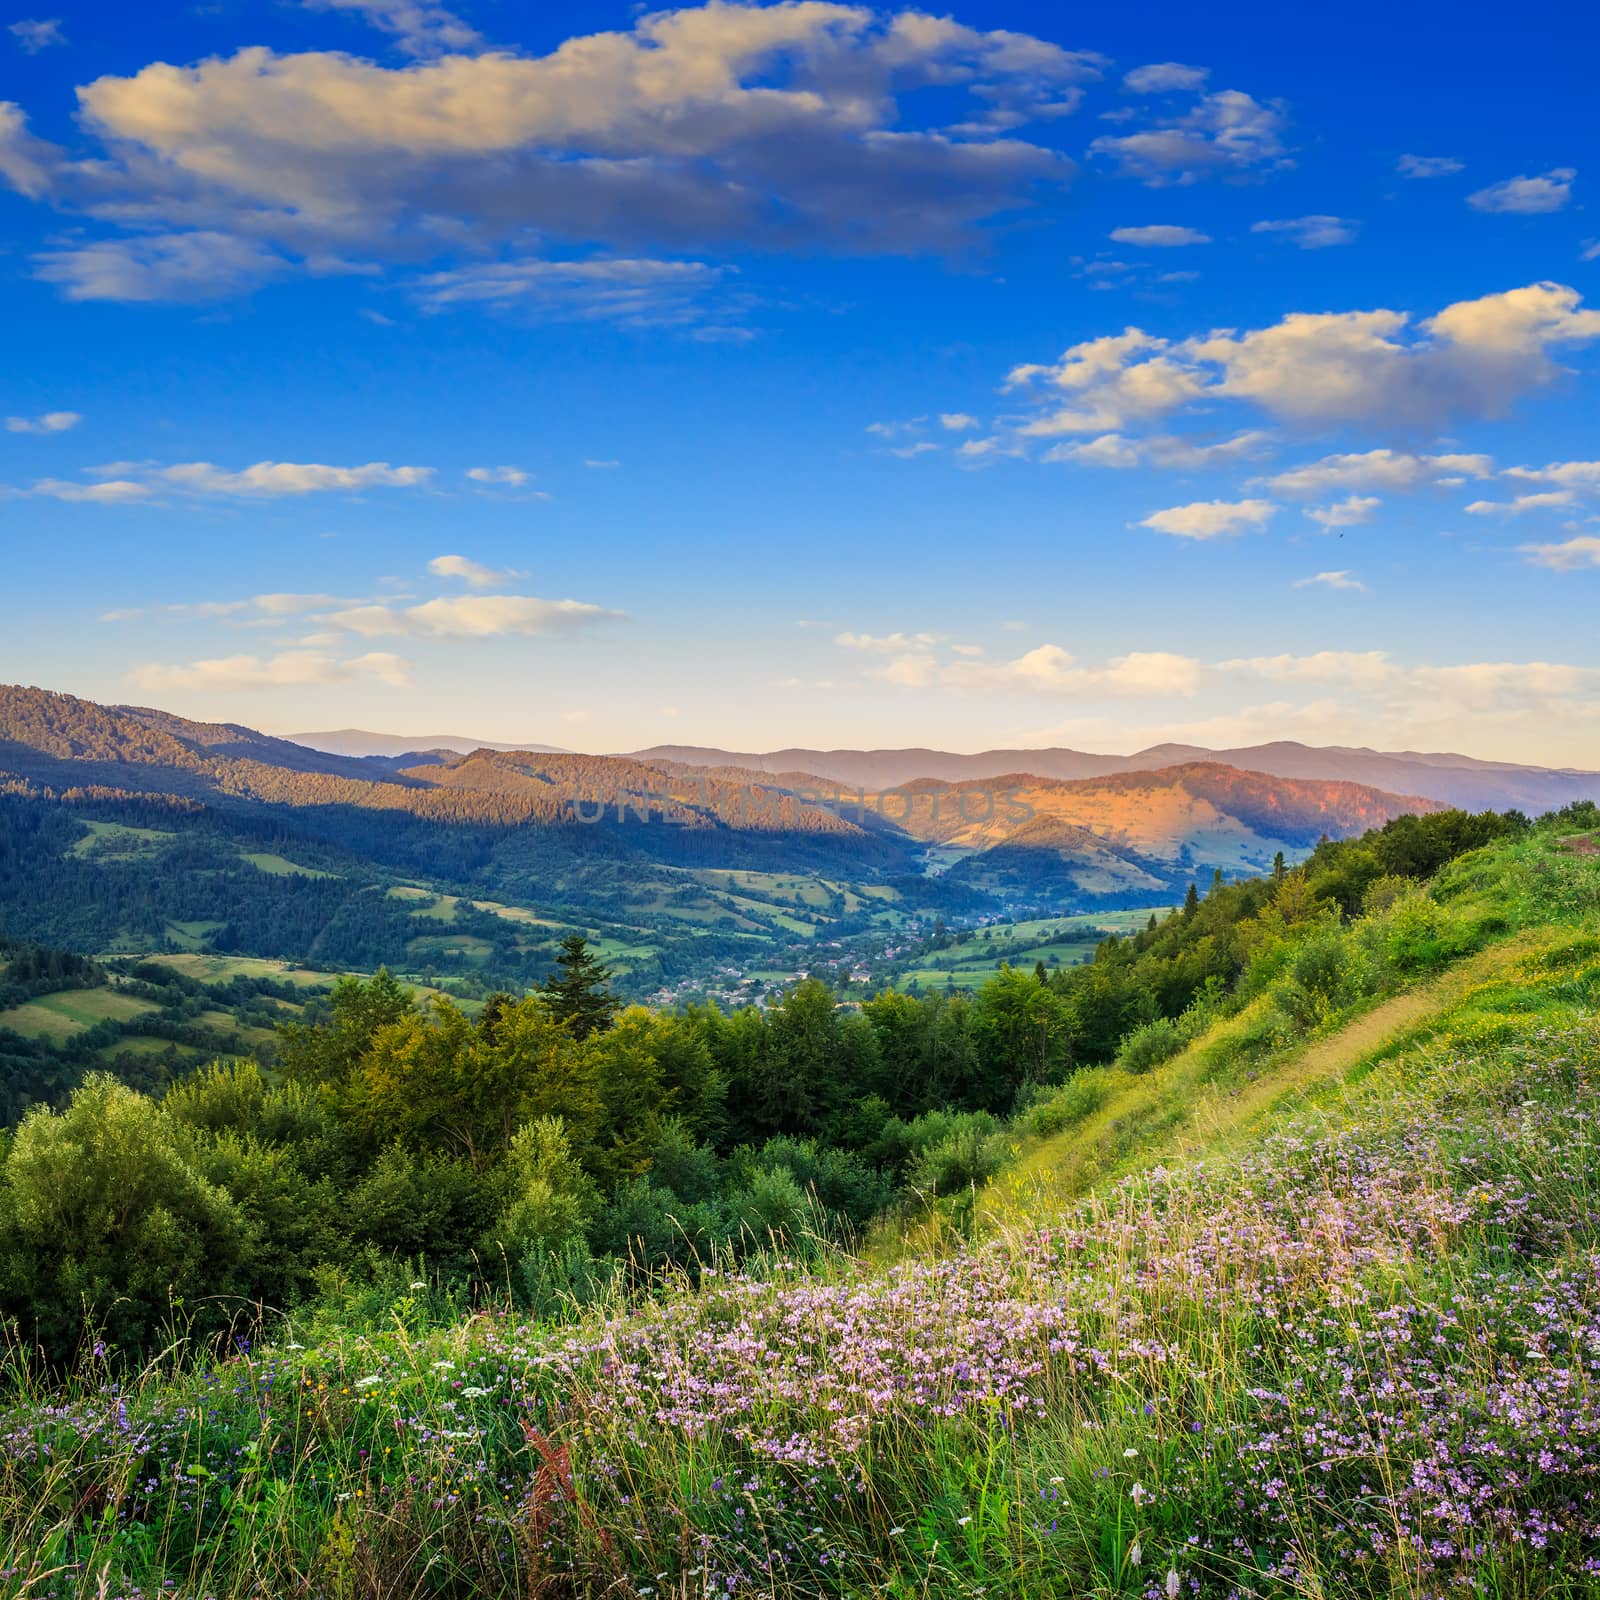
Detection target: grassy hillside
<box><xmin>1</xmin><ymin>826</ymin><xmax>1597</xmax><ymax>1596</ymax></box>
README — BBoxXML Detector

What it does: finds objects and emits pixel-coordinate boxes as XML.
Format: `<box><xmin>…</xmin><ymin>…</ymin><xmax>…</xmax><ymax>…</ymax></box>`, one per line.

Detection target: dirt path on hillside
<box><xmin>978</xmin><ymin>929</ymin><xmax>1553</xmax><ymax>1230</ymax></box>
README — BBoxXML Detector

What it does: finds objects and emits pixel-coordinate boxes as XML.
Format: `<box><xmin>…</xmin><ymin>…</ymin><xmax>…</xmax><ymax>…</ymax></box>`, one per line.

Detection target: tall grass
<box><xmin>5</xmin><ymin>842</ymin><xmax>1600</xmax><ymax>1598</ymax></box>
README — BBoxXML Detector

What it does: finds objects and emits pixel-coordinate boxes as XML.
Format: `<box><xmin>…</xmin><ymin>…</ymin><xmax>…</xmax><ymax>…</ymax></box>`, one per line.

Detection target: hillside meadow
<box><xmin>0</xmin><ymin>818</ymin><xmax>1597</xmax><ymax>1596</ymax></box>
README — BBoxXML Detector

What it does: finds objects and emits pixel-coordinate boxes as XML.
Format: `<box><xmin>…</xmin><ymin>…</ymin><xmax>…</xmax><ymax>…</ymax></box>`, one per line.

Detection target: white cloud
<box><xmin>28</xmin><ymin>476</ymin><xmax>151</xmax><ymax>503</ymax></box>
<box><xmin>836</xmin><ymin>630</ymin><xmax>943</xmax><ymax>653</ymax></box>
<box><xmin>465</xmin><ymin>465</ymin><xmax>531</xmax><ymax>487</ymax></box>
<box><xmin>1293</xmin><ymin>570</ymin><xmax>1365</xmax><ymax>591</ymax></box>
<box><xmin>130</xmin><ymin>649</ymin><xmax>413</xmax><ymax>692</ymax></box>
<box><xmin>1305</xmin><ymin>494</ymin><xmax>1380</xmax><ymax>529</ymax></box>
<box><xmin>427</xmin><ymin>554</ymin><xmax>526</xmax><ymax>587</ymax></box>
<box><xmin>413</xmin><ymin>257</ymin><xmax>739</xmax><ymax>331</ymax></box>
<box><xmin>999</xmin><ymin>283</ymin><xmax>1600</xmax><ymax>447</ymax></box>
<box><xmin>1219</xmin><ymin>650</ymin><xmax>1403</xmax><ymax>690</ymax></box>
<box><xmin>156</xmin><ymin>460</ymin><xmax>432</xmax><ymax>496</ymax></box>
<box><xmin>34</xmin><ymin>233</ymin><xmax>288</xmax><ymax>303</ymax></box>
<box><xmin>583</xmin><ymin>458</ymin><xmax>621</xmax><ymax>469</ymax></box>
<box><xmin>1464</xmin><ymin>491</ymin><xmax>1577</xmax><ymax>516</ymax></box>
<box><xmin>1045</xmin><ymin>429</ymin><xmax>1271</xmax><ymax>470</ymax></box>
<box><xmin>1265</xmin><ymin>449</ymin><xmax>1494</xmax><ymax>495</ymax></box>
<box><xmin>1190</xmin><ymin>281</ymin><xmax>1600</xmax><ymax>428</ymax></box>
<box><xmin>3</xmin><ymin>7</ymin><xmax>1104</xmax><ymax>302</ymax></box>
<box><xmin>1138</xmin><ymin>497</ymin><xmax>1277</xmax><ymax>539</ymax></box>
<box><xmin>7</xmin><ymin>17</ymin><xmax>63</xmax><ymax>52</ymax></box>
<box><xmin>5</xmin><ymin>410</ymin><xmax>80</xmax><ymax>433</ymax></box>
<box><xmin>324</xmin><ymin>594</ymin><xmax>619</xmax><ymax>638</ymax></box>
<box><xmin>1468</xmin><ymin>169</ymin><xmax>1575</xmax><ymax>215</ymax></box>
<box><xmin>938</xmin><ymin>413</ymin><xmax>979</xmax><ymax>430</ymax></box>
<box><xmin>1090</xmin><ymin>90</ymin><xmax>1289</xmax><ymax>184</ymax></box>
<box><xmin>1121</xmin><ymin>63</ymin><xmax>1209</xmax><ymax>94</ymax></box>
<box><xmin>1503</xmin><ymin>459</ymin><xmax>1600</xmax><ymax>490</ymax></box>
<box><xmin>306</xmin><ymin>0</ymin><xmax>482</xmax><ymax>59</ymax></box>
<box><xmin>1108</xmin><ymin>224</ymin><xmax>1211</xmax><ymax>247</ymax></box>
<box><xmin>1397</xmin><ymin>153</ymin><xmax>1462</xmax><ymax>179</ymax></box>
<box><xmin>940</xmin><ymin>644</ymin><xmax>1203</xmax><ymax>698</ymax></box>
<box><xmin>1521</xmin><ymin>536</ymin><xmax>1600</xmax><ymax>571</ymax></box>
<box><xmin>1251</xmin><ymin>214</ymin><xmax>1357</xmax><ymax>249</ymax></box>
<box><xmin>1009</xmin><ymin>329</ymin><xmax>1207</xmax><ymax>435</ymax></box>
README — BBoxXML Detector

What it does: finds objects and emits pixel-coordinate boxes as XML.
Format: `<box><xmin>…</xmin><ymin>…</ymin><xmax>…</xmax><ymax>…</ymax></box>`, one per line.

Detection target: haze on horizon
<box><xmin>2</xmin><ymin>1</ymin><xmax>1598</xmax><ymax>766</ymax></box>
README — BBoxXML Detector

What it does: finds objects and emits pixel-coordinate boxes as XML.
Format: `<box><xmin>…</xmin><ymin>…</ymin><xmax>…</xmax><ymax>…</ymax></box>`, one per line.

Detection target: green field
<box><xmin>115</xmin><ymin>953</ymin><xmax>343</xmax><ymax>988</ymax></box>
<box><xmin>67</xmin><ymin>820</ymin><xmax>177</xmax><ymax>860</ymax></box>
<box><xmin>890</xmin><ymin>906</ymin><xmax>1177</xmax><ymax>989</ymax></box>
<box><xmin>0</xmin><ymin>987</ymin><xmax>158</xmax><ymax>1041</ymax></box>
<box><xmin>238</xmin><ymin>851</ymin><xmax>337</xmax><ymax>878</ymax></box>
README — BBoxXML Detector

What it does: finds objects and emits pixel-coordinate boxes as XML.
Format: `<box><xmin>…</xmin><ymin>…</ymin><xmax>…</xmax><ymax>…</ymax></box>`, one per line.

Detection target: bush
<box><xmin>1016</xmin><ymin>1070</ymin><xmax>1111</xmax><ymax>1135</ymax></box>
<box><xmin>1116</xmin><ymin>1016</ymin><xmax>1185</xmax><ymax>1074</ymax></box>
<box><xmin>905</xmin><ymin>1124</ymin><xmax>1007</xmax><ymax>1196</ymax></box>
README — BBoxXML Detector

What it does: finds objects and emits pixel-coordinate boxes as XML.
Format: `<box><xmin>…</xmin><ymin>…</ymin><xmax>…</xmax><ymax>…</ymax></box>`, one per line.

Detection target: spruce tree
<box><xmin>542</xmin><ymin>935</ymin><xmax>618</xmax><ymax>1041</ymax></box>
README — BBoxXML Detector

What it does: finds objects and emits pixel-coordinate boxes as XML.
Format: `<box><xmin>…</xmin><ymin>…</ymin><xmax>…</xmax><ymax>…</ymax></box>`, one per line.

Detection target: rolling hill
<box><xmin>0</xmin><ymin>683</ymin><xmax>1454</xmax><ymax>987</ymax></box>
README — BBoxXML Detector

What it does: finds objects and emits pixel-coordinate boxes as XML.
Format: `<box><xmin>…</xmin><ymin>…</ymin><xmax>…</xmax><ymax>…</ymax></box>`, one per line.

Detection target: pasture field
<box><xmin>0</xmin><ymin>986</ymin><xmax>158</xmax><ymax>1041</ymax></box>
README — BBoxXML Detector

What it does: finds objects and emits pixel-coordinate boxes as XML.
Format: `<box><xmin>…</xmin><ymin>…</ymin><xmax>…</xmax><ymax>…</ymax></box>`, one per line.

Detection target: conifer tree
<box><xmin>542</xmin><ymin>935</ymin><xmax>618</xmax><ymax>1041</ymax></box>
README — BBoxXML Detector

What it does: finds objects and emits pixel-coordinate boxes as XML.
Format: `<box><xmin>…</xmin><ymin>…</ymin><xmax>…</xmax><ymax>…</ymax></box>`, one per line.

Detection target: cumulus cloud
<box><xmin>1000</xmin><ymin>283</ymin><xmax>1600</xmax><ymax>447</ymax></box>
<box><xmin>1468</xmin><ymin>169</ymin><xmax>1576</xmax><ymax>214</ymax></box>
<box><xmin>1108</xmin><ymin>223</ymin><xmax>1210</xmax><ymax>246</ymax></box>
<box><xmin>1122</xmin><ymin>62</ymin><xmax>1209</xmax><ymax>93</ymax></box>
<box><xmin>323</xmin><ymin>594</ymin><xmax>620</xmax><ymax>638</ymax></box>
<box><xmin>1397</xmin><ymin>153</ymin><xmax>1462</xmax><ymax>178</ymax></box>
<box><xmin>1264</xmin><ymin>449</ymin><xmax>1494</xmax><ymax>496</ymax></box>
<box><xmin>1251</xmin><ymin>214</ymin><xmax>1357</xmax><ymax>248</ymax></box>
<box><xmin>939</xmin><ymin>413</ymin><xmax>979</xmax><ymax>430</ymax></box>
<box><xmin>130</xmin><ymin>649</ymin><xmax>413</xmax><ymax>692</ymax></box>
<box><xmin>5</xmin><ymin>410</ymin><xmax>80</xmax><ymax>433</ymax></box>
<box><xmin>1008</xmin><ymin>329</ymin><xmax>1207</xmax><ymax>435</ymax></box>
<box><xmin>1305</xmin><ymin>494</ymin><xmax>1380</xmax><ymax>529</ymax></box>
<box><xmin>464</xmin><ymin>466</ymin><xmax>531</xmax><ymax>487</ymax></box>
<box><xmin>1191</xmin><ymin>282</ymin><xmax>1600</xmax><ymax>428</ymax></box>
<box><xmin>427</xmin><ymin>553</ymin><xmax>525</xmax><ymax>587</ymax></box>
<box><xmin>1137</xmin><ymin>497</ymin><xmax>1277</xmax><ymax>539</ymax></box>
<box><xmin>1521</xmin><ymin>536</ymin><xmax>1600</xmax><ymax>571</ymax></box>
<box><xmin>3</xmin><ymin>6</ymin><xmax>1107</xmax><ymax>302</ymax></box>
<box><xmin>1293</xmin><ymin>570</ymin><xmax>1365</xmax><ymax>590</ymax></box>
<box><xmin>1090</xmin><ymin>90</ymin><xmax>1289</xmax><ymax>184</ymax></box>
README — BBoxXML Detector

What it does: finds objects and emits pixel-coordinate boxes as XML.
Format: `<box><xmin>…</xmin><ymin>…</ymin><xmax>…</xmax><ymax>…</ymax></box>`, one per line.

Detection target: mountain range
<box><xmin>627</xmin><ymin>741</ymin><xmax>1600</xmax><ymax>815</ymax></box>
<box><xmin>0</xmin><ymin>682</ymin><xmax>1583</xmax><ymax>996</ymax></box>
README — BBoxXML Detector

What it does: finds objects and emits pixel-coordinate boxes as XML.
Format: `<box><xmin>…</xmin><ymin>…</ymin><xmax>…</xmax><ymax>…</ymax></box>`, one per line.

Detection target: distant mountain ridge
<box><xmin>287</xmin><ymin>729</ymin><xmax>569</xmax><ymax>758</ymax></box>
<box><xmin>0</xmin><ymin>683</ymin><xmax>1477</xmax><ymax>987</ymax></box>
<box><xmin>629</xmin><ymin>740</ymin><xmax>1600</xmax><ymax>815</ymax></box>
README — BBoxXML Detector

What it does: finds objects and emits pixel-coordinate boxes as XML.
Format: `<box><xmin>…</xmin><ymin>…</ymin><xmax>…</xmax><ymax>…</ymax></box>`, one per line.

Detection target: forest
<box><xmin>0</xmin><ymin>801</ymin><xmax>1548</xmax><ymax>1366</ymax></box>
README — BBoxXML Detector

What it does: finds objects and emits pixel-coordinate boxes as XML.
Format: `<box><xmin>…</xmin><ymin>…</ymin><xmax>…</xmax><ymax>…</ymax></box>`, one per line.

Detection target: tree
<box><xmin>1182</xmin><ymin>882</ymin><xmax>1200</xmax><ymax>920</ymax></box>
<box><xmin>542</xmin><ymin>936</ymin><xmax>618</xmax><ymax>1041</ymax></box>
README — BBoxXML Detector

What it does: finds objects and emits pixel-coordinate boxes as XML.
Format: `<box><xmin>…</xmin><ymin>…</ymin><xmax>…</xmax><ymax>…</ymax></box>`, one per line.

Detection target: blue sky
<box><xmin>2</xmin><ymin>0</ymin><xmax>1598</xmax><ymax>763</ymax></box>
